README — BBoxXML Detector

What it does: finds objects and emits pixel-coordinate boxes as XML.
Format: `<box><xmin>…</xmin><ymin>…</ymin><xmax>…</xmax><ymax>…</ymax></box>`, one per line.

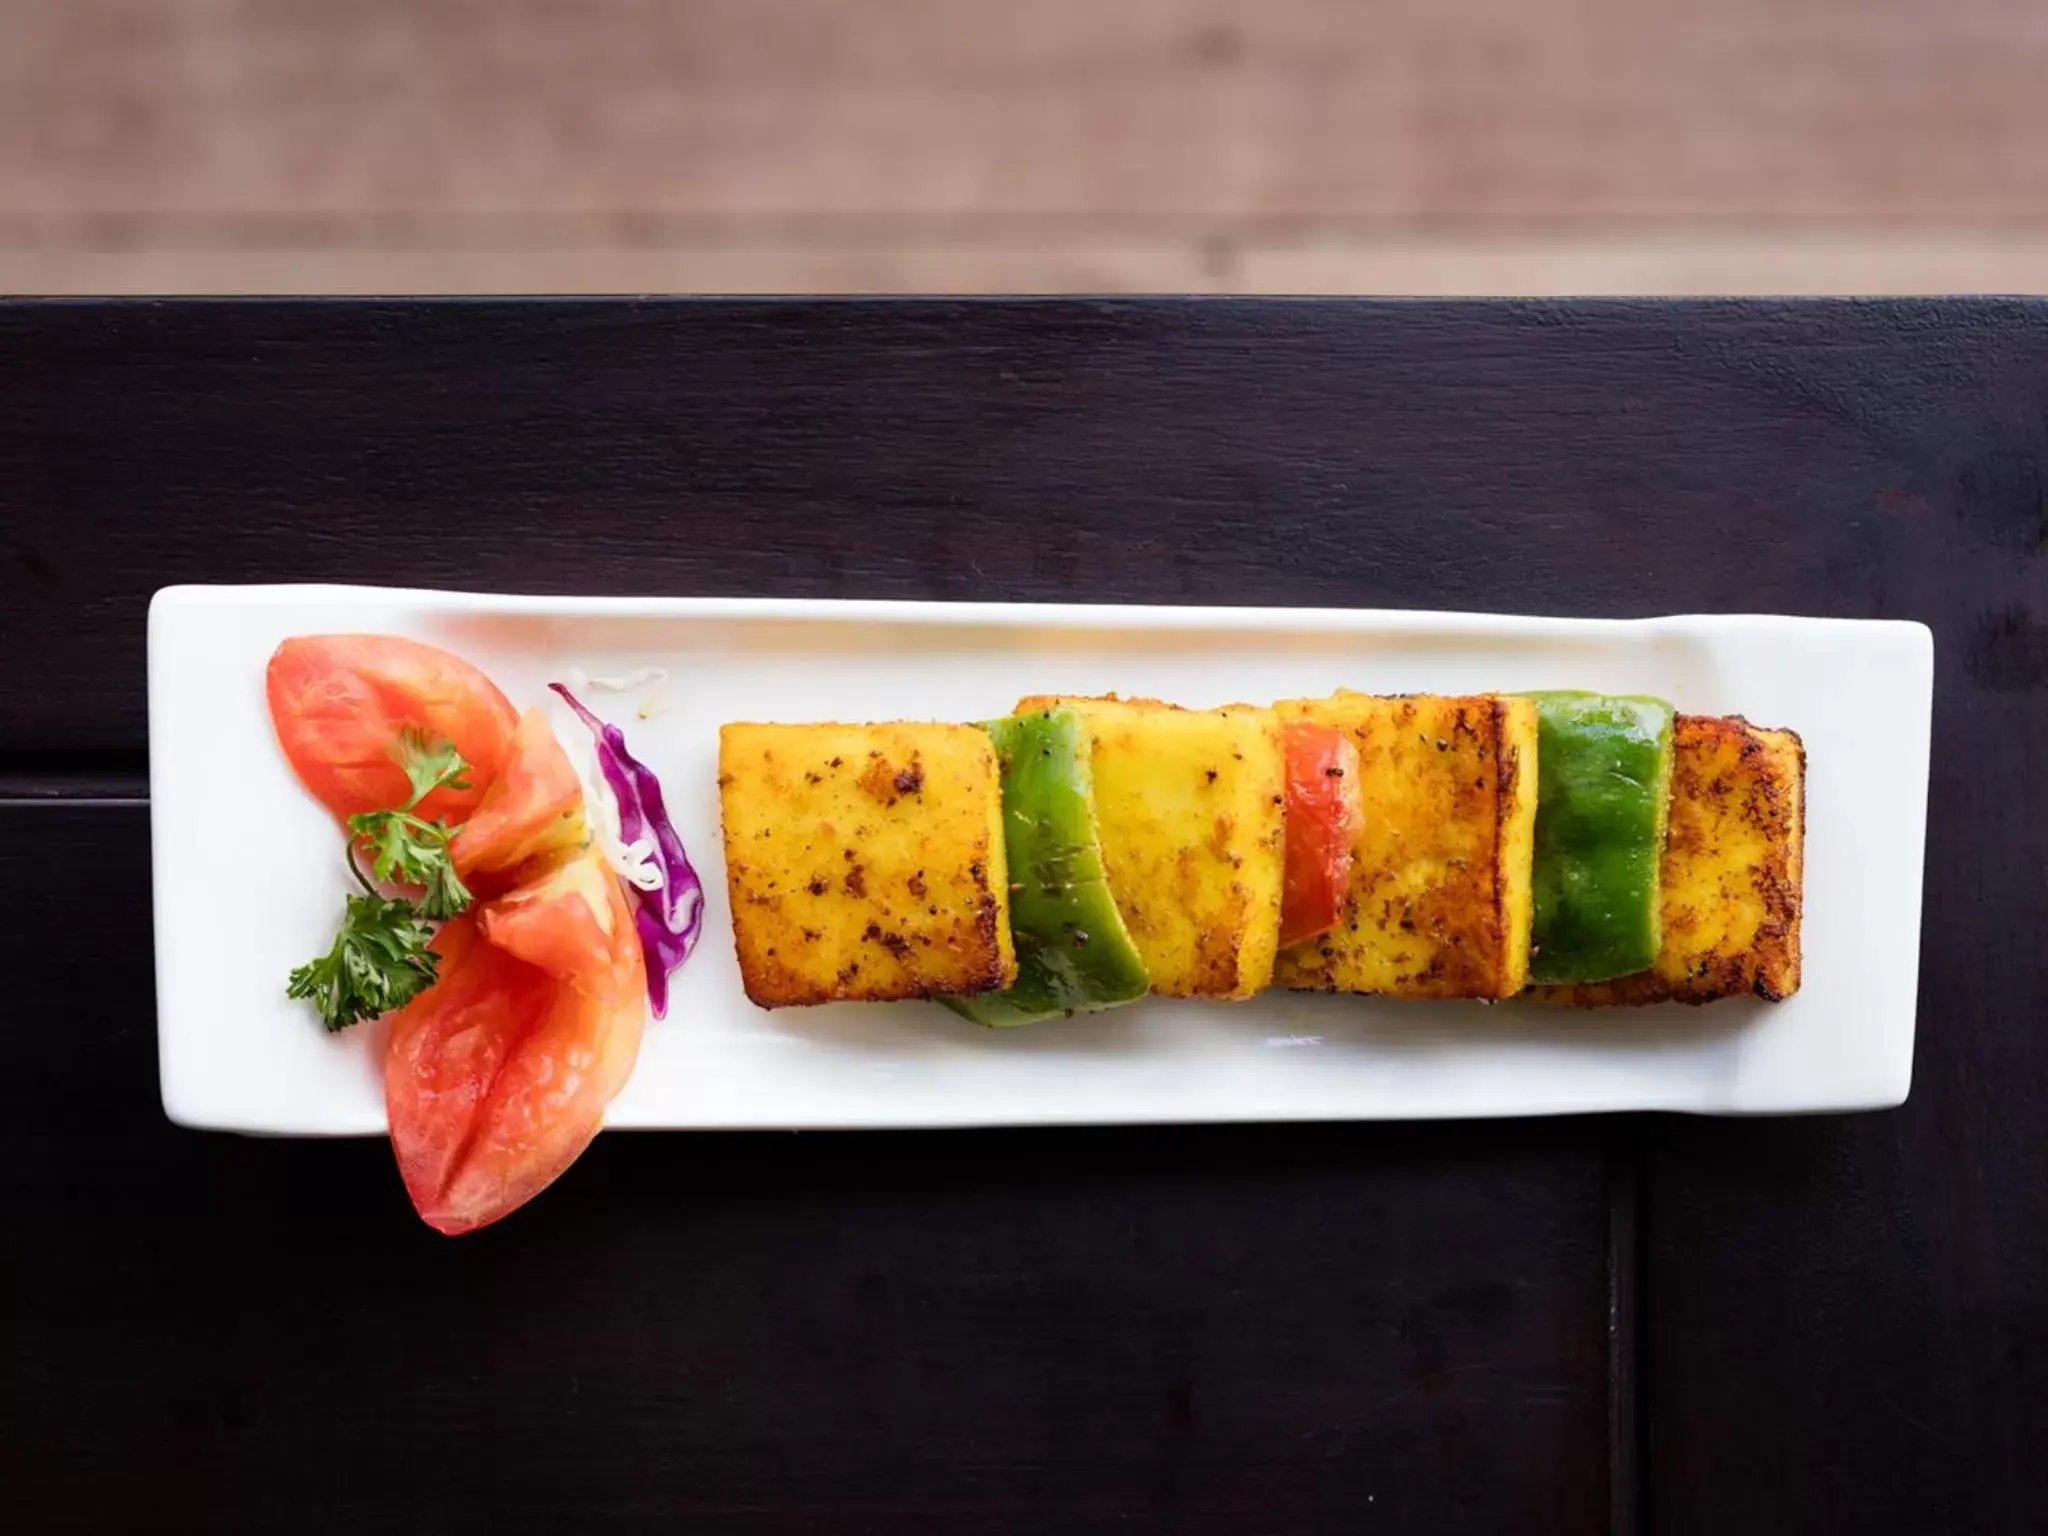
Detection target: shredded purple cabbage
<box><xmin>550</xmin><ymin>683</ymin><xmax>704</xmax><ymax>1019</ymax></box>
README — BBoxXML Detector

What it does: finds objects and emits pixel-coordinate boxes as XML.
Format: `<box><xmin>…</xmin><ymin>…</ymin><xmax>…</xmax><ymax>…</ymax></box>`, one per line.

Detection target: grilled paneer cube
<box><xmin>718</xmin><ymin>722</ymin><xmax>1015</xmax><ymax>1007</ymax></box>
<box><xmin>1273</xmin><ymin>692</ymin><xmax>1539</xmax><ymax>999</ymax></box>
<box><xmin>1014</xmin><ymin>694</ymin><xmax>1285</xmax><ymax>999</ymax></box>
<box><xmin>1535</xmin><ymin>715</ymin><xmax>1804</xmax><ymax>1004</ymax></box>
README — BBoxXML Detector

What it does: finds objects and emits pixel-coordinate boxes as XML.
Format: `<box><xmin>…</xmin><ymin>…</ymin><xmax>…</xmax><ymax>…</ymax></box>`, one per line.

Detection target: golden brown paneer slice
<box><xmin>718</xmin><ymin>722</ymin><xmax>1015</xmax><ymax>1007</ymax></box>
<box><xmin>1014</xmin><ymin>694</ymin><xmax>1285</xmax><ymax>999</ymax></box>
<box><xmin>1272</xmin><ymin>692</ymin><xmax>1540</xmax><ymax>999</ymax></box>
<box><xmin>1535</xmin><ymin>715</ymin><xmax>1804</xmax><ymax>1004</ymax></box>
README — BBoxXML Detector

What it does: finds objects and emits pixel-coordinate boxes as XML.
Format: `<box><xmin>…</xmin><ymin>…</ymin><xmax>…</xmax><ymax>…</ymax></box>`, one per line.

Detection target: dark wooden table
<box><xmin>3</xmin><ymin>298</ymin><xmax>2043</xmax><ymax>1535</ymax></box>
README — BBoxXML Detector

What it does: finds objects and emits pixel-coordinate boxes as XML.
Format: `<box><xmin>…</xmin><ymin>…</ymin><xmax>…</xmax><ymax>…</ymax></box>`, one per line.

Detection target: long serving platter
<box><xmin>148</xmin><ymin>585</ymin><xmax>1933</xmax><ymax>1133</ymax></box>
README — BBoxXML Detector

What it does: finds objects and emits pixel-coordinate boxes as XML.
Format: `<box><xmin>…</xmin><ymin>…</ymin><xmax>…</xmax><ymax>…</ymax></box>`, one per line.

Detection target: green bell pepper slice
<box><xmin>1525</xmin><ymin>691</ymin><xmax>1677</xmax><ymax>986</ymax></box>
<box><xmin>943</xmin><ymin>708</ymin><xmax>1150</xmax><ymax>1027</ymax></box>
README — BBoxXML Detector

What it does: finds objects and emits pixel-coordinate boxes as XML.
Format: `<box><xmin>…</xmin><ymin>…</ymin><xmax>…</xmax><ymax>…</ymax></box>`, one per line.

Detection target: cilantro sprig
<box><xmin>287</xmin><ymin>729</ymin><xmax>477</xmax><ymax>1032</ymax></box>
<box><xmin>287</xmin><ymin>895</ymin><xmax>442</xmax><ymax>1032</ymax></box>
<box><xmin>346</xmin><ymin>727</ymin><xmax>475</xmax><ymax>920</ymax></box>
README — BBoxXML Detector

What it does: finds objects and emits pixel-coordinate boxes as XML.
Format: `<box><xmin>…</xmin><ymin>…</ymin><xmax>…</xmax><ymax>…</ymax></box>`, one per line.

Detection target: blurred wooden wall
<box><xmin>6</xmin><ymin>0</ymin><xmax>2048</xmax><ymax>294</ymax></box>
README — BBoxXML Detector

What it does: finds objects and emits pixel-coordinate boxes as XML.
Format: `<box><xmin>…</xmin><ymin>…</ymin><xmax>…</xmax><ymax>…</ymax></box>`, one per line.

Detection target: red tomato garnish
<box><xmin>269</xmin><ymin>633</ymin><xmax>653</xmax><ymax>1236</ymax></box>
<box><xmin>478</xmin><ymin>850</ymin><xmax>621</xmax><ymax>983</ymax></box>
<box><xmin>387</xmin><ymin>850</ymin><xmax>647</xmax><ymax>1235</ymax></box>
<box><xmin>267</xmin><ymin>634</ymin><xmax>519</xmax><ymax>823</ymax></box>
<box><xmin>1279</xmin><ymin>721</ymin><xmax>1365</xmax><ymax>949</ymax></box>
<box><xmin>450</xmin><ymin>706</ymin><xmax>586</xmax><ymax>887</ymax></box>
<box><xmin>384</xmin><ymin>915</ymin><xmax>557</xmax><ymax>1219</ymax></box>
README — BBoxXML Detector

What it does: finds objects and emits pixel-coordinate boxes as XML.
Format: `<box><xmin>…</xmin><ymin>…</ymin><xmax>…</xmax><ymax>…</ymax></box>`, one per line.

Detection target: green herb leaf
<box><xmin>414</xmin><ymin>830</ymin><xmax>475</xmax><ymax>920</ymax></box>
<box><xmin>341</xmin><ymin>730</ymin><xmax>477</xmax><ymax>919</ymax></box>
<box><xmin>288</xmin><ymin>731</ymin><xmax>476</xmax><ymax>1031</ymax></box>
<box><xmin>393</xmin><ymin>726</ymin><xmax>473</xmax><ymax>808</ymax></box>
<box><xmin>347</xmin><ymin>807</ymin><xmax>474</xmax><ymax>918</ymax></box>
<box><xmin>286</xmin><ymin>893</ymin><xmax>442</xmax><ymax>1032</ymax></box>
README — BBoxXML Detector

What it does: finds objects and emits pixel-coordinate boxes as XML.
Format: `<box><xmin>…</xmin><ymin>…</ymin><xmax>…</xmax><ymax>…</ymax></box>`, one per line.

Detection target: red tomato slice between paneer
<box><xmin>1279</xmin><ymin>721</ymin><xmax>1365</xmax><ymax>949</ymax></box>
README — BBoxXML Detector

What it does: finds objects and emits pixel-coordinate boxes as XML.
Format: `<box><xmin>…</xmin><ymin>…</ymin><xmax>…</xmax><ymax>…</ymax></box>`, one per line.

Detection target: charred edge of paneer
<box><xmin>1779</xmin><ymin>726</ymin><xmax>1807</xmax><ymax>997</ymax></box>
<box><xmin>1434</xmin><ymin>696</ymin><xmax>1535</xmax><ymax>998</ymax></box>
<box><xmin>1699</xmin><ymin>719</ymin><xmax>1803</xmax><ymax>1001</ymax></box>
<box><xmin>1488</xmin><ymin>697</ymin><xmax>1523</xmax><ymax>995</ymax></box>
<box><xmin>962</xmin><ymin>861</ymin><xmax>1012</xmax><ymax>993</ymax></box>
<box><xmin>1537</xmin><ymin>715</ymin><xmax>1804</xmax><ymax>1006</ymax></box>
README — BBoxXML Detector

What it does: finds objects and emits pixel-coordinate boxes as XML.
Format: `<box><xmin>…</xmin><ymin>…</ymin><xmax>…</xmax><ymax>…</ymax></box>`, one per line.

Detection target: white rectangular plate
<box><xmin>149</xmin><ymin>585</ymin><xmax>1932</xmax><ymax>1132</ymax></box>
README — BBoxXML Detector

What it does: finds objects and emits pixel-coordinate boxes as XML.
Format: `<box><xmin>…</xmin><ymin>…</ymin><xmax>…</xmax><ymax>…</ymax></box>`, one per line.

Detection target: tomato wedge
<box><xmin>387</xmin><ymin>849</ymin><xmax>646</xmax><ymax>1235</ymax></box>
<box><xmin>479</xmin><ymin>850</ymin><xmax>621</xmax><ymax>984</ymax></box>
<box><xmin>383</xmin><ymin>914</ymin><xmax>557</xmax><ymax>1218</ymax></box>
<box><xmin>267</xmin><ymin>634</ymin><xmax>519</xmax><ymax>823</ymax></box>
<box><xmin>487</xmin><ymin>854</ymin><xmax>648</xmax><ymax>1105</ymax></box>
<box><xmin>450</xmin><ymin>706</ymin><xmax>587</xmax><ymax>888</ymax></box>
<box><xmin>1279</xmin><ymin>721</ymin><xmax>1365</xmax><ymax>949</ymax></box>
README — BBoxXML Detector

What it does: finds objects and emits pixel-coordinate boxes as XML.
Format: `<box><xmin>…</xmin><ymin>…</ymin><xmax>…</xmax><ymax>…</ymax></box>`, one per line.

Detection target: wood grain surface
<box><xmin>12</xmin><ymin>0</ymin><xmax>2048</xmax><ymax>222</ymax></box>
<box><xmin>6</xmin><ymin>0</ymin><xmax>2048</xmax><ymax>295</ymax></box>
<box><xmin>2</xmin><ymin>298</ymin><xmax>2044</xmax><ymax>1532</ymax></box>
<box><xmin>16</xmin><ymin>233</ymin><xmax>2048</xmax><ymax>300</ymax></box>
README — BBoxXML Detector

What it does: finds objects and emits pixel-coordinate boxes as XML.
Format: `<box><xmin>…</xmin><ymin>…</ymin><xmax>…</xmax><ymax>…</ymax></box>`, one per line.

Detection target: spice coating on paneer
<box><xmin>718</xmin><ymin>722</ymin><xmax>1014</xmax><ymax>1007</ymax></box>
<box><xmin>1272</xmin><ymin>692</ymin><xmax>1539</xmax><ymax>999</ymax></box>
<box><xmin>1534</xmin><ymin>715</ymin><xmax>1804</xmax><ymax>1005</ymax></box>
<box><xmin>1014</xmin><ymin>695</ymin><xmax>1285</xmax><ymax>1000</ymax></box>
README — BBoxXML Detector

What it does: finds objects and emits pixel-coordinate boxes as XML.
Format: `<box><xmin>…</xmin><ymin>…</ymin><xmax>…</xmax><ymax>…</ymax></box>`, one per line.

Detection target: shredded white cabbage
<box><xmin>557</xmin><ymin>699</ymin><xmax>665</xmax><ymax>892</ymax></box>
<box><xmin>562</xmin><ymin>665</ymin><xmax>667</xmax><ymax>694</ymax></box>
<box><xmin>563</xmin><ymin>665</ymin><xmax>671</xmax><ymax>725</ymax></box>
